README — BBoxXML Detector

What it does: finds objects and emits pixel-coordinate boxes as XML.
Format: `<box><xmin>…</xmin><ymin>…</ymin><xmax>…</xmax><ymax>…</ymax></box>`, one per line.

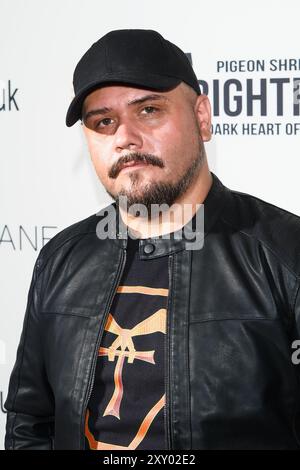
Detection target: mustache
<box><xmin>108</xmin><ymin>152</ymin><xmax>164</xmax><ymax>179</ymax></box>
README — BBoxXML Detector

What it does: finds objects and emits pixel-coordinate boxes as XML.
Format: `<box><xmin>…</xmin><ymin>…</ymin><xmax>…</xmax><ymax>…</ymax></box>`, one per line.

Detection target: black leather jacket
<box><xmin>4</xmin><ymin>172</ymin><xmax>300</xmax><ymax>449</ymax></box>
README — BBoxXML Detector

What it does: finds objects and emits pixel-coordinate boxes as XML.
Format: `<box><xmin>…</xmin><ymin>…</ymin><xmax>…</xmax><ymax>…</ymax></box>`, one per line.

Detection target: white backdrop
<box><xmin>1</xmin><ymin>0</ymin><xmax>299</xmax><ymax>449</ymax></box>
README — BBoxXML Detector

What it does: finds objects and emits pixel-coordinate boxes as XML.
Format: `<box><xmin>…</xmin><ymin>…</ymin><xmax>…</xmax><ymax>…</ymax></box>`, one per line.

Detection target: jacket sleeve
<box><xmin>4</xmin><ymin>254</ymin><xmax>55</xmax><ymax>450</ymax></box>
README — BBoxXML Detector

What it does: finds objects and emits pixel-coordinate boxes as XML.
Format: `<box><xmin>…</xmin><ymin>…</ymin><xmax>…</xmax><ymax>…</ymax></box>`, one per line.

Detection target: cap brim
<box><xmin>65</xmin><ymin>72</ymin><xmax>181</xmax><ymax>127</ymax></box>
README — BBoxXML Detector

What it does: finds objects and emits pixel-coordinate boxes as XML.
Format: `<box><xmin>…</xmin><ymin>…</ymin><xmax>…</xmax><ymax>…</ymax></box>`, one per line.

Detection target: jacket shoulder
<box><xmin>222</xmin><ymin>187</ymin><xmax>300</xmax><ymax>276</ymax></box>
<box><xmin>37</xmin><ymin>202</ymin><xmax>116</xmax><ymax>265</ymax></box>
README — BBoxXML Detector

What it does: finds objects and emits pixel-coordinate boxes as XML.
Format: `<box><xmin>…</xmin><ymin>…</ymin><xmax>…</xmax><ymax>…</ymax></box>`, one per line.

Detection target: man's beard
<box><xmin>106</xmin><ymin>148</ymin><xmax>204</xmax><ymax>216</ymax></box>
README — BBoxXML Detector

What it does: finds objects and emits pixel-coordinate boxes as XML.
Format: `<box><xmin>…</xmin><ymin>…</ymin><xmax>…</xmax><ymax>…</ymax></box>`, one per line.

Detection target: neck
<box><xmin>119</xmin><ymin>159</ymin><xmax>213</xmax><ymax>239</ymax></box>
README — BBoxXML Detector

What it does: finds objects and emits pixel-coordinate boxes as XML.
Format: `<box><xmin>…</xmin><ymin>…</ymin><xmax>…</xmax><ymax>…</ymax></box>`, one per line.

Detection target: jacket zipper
<box><xmin>80</xmin><ymin>247</ymin><xmax>127</xmax><ymax>449</ymax></box>
<box><xmin>164</xmin><ymin>254</ymin><xmax>174</xmax><ymax>450</ymax></box>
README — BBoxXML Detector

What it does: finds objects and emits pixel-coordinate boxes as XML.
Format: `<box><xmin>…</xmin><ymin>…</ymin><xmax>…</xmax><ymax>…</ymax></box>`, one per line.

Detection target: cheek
<box><xmin>85</xmin><ymin>133</ymin><xmax>109</xmax><ymax>163</ymax></box>
<box><xmin>157</xmin><ymin>121</ymin><xmax>187</xmax><ymax>156</ymax></box>
<box><xmin>158</xmin><ymin>119</ymin><xmax>200</xmax><ymax>172</ymax></box>
<box><xmin>85</xmin><ymin>135</ymin><xmax>110</xmax><ymax>181</ymax></box>
<box><xmin>86</xmin><ymin>134</ymin><xmax>105</xmax><ymax>157</ymax></box>
<box><xmin>144</xmin><ymin>122</ymin><xmax>181</xmax><ymax>156</ymax></box>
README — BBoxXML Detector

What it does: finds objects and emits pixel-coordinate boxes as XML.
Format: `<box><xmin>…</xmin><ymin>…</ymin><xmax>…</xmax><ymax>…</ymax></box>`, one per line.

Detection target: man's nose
<box><xmin>114</xmin><ymin>121</ymin><xmax>143</xmax><ymax>151</ymax></box>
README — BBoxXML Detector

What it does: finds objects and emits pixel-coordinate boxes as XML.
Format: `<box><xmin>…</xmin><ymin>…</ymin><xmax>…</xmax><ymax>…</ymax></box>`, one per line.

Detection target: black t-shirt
<box><xmin>85</xmin><ymin>234</ymin><xmax>169</xmax><ymax>450</ymax></box>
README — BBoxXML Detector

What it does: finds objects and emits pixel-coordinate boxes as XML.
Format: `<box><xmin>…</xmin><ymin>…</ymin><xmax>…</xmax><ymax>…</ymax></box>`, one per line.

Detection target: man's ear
<box><xmin>194</xmin><ymin>94</ymin><xmax>212</xmax><ymax>142</ymax></box>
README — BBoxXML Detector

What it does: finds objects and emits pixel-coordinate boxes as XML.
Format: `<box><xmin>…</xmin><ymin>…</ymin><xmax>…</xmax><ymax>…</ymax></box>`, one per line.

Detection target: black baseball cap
<box><xmin>66</xmin><ymin>29</ymin><xmax>201</xmax><ymax>127</ymax></box>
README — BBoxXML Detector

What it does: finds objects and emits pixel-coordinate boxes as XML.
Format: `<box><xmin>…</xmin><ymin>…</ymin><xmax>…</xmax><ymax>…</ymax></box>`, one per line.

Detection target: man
<box><xmin>4</xmin><ymin>29</ymin><xmax>300</xmax><ymax>450</ymax></box>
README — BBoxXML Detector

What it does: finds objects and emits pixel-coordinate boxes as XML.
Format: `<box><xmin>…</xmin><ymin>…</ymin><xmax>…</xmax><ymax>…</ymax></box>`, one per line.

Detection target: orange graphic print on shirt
<box><xmin>85</xmin><ymin>283</ymin><xmax>168</xmax><ymax>450</ymax></box>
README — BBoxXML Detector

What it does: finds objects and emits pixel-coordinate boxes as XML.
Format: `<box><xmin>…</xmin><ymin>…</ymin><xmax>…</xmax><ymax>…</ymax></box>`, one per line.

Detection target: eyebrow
<box><xmin>83</xmin><ymin>94</ymin><xmax>170</xmax><ymax>121</ymax></box>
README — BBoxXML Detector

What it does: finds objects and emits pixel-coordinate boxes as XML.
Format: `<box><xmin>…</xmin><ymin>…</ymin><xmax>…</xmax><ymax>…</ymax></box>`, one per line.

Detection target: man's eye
<box><xmin>95</xmin><ymin>117</ymin><xmax>113</xmax><ymax>128</ymax></box>
<box><xmin>141</xmin><ymin>106</ymin><xmax>158</xmax><ymax>114</ymax></box>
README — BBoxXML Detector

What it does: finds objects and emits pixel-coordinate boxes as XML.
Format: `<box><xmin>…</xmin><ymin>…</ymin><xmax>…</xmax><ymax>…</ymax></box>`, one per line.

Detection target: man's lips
<box><xmin>119</xmin><ymin>162</ymin><xmax>150</xmax><ymax>173</ymax></box>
